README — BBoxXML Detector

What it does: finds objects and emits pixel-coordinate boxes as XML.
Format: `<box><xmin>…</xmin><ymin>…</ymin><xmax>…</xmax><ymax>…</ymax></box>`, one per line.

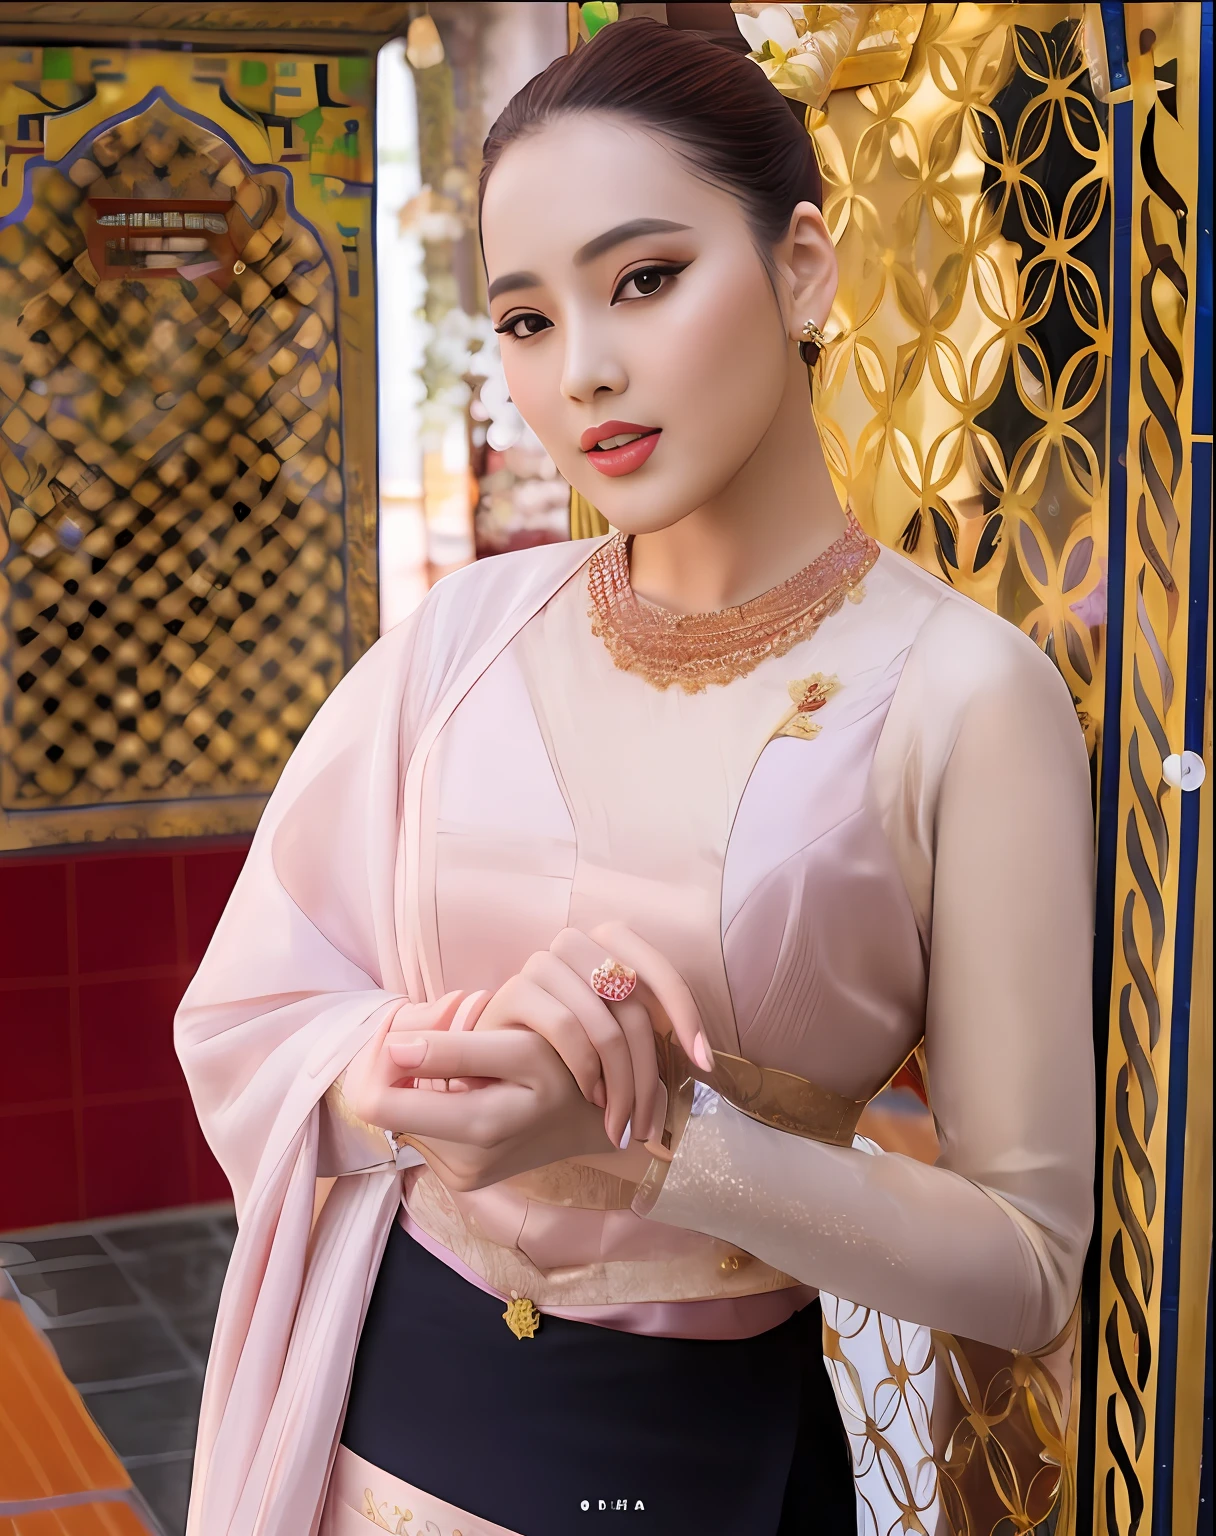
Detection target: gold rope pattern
<box><xmin>1093</xmin><ymin>7</ymin><xmax>1201</xmax><ymax>1532</ymax></box>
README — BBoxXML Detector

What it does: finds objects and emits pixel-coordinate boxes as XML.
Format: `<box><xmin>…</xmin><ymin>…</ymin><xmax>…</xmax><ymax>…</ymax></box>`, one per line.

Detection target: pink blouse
<box><xmin>398</xmin><ymin>543</ymin><xmax>1095</xmax><ymax>1351</ymax></box>
<box><xmin>175</xmin><ymin>530</ymin><xmax>1095</xmax><ymax>1535</ymax></box>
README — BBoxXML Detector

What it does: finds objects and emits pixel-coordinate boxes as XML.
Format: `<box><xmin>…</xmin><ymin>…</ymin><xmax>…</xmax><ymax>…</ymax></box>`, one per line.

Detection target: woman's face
<box><xmin>481</xmin><ymin>114</ymin><xmax>802</xmax><ymax>535</ymax></box>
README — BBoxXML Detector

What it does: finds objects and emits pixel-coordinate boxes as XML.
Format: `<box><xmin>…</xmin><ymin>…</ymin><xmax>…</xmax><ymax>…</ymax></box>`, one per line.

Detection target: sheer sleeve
<box><xmin>635</xmin><ymin>600</ymin><xmax>1096</xmax><ymax>1353</ymax></box>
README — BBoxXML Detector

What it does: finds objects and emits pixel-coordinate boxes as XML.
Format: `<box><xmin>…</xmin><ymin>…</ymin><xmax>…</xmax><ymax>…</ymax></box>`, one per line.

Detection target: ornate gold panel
<box><xmin>810</xmin><ymin>4</ymin><xmax>1109</xmax><ymax>754</ymax></box>
<box><xmin>0</xmin><ymin>39</ymin><xmax>384</xmax><ymax>846</ymax></box>
<box><xmin>1093</xmin><ymin>6</ymin><xmax>1207</xmax><ymax>1533</ymax></box>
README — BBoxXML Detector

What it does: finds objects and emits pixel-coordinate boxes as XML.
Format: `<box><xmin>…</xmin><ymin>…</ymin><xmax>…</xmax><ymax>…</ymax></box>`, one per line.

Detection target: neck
<box><xmin>626</xmin><ymin>352</ymin><xmax>846</xmax><ymax>615</ymax></box>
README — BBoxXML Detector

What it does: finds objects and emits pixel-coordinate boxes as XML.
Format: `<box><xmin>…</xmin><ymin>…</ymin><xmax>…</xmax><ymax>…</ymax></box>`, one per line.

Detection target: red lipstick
<box><xmin>581</xmin><ymin>420</ymin><xmax>662</xmax><ymax>478</ymax></box>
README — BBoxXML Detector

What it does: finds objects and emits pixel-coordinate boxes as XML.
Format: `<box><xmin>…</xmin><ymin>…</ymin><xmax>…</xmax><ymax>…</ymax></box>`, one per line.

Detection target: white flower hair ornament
<box><xmin>731</xmin><ymin>4</ymin><xmax>868</xmax><ymax>108</ymax></box>
<box><xmin>731</xmin><ymin>4</ymin><xmax>926</xmax><ymax>110</ymax></box>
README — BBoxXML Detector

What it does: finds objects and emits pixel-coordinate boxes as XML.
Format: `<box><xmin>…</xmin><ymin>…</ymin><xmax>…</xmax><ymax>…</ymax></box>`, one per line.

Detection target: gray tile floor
<box><xmin>0</xmin><ymin>1202</ymin><xmax>235</xmax><ymax>1536</ymax></box>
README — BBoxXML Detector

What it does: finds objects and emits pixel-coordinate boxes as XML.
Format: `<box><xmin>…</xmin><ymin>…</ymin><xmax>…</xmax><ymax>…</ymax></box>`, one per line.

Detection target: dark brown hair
<box><xmin>478</xmin><ymin>18</ymin><xmax>822</xmax><ymax>256</ymax></box>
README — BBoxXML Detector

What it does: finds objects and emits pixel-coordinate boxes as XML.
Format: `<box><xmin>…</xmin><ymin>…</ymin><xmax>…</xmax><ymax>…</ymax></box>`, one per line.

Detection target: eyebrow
<box><xmin>573</xmin><ymin>218</ymin><xmax>692</xmax><ymax>266</ymax></box>
<box><xmin>487</xmin><ymin>270</ymin><xmax>542</xmax><ymax>304</ymax></box>
<box><xmin>485</xmin><ymin>219</ymin><xmax>692</xmax><ymax>306</ymax></box>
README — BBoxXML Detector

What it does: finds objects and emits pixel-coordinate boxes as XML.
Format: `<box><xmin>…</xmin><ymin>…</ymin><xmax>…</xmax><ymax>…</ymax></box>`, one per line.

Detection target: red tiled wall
<box><xmin>0</xmin><ymin>839</ymin><xmax>250</xmax><ymax>1230</ymax></box>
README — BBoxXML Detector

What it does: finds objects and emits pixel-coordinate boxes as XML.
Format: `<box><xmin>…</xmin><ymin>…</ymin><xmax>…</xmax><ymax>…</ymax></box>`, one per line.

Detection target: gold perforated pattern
<box><xmin>0</xmin><ymin>103</ymin><xmax>344</xmax><ymax>809</ymax></box>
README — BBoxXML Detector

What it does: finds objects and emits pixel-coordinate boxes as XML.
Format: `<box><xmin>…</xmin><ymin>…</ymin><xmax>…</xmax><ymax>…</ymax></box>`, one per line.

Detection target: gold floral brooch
<box><xmin>771</xmin><ymin>672</ymin><xmax>841</xmax><ymax>741</ymax></box>
<box><xmin>503</xmin><ymin>1293</ymin><xmax>541</xmax><ymax>1340</ymax></box>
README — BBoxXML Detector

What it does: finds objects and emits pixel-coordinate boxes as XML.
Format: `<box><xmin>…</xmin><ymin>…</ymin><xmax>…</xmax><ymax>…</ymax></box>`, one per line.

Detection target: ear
<box><xmin>772</xmin><ymin>200</ymin><xmax>838</xmax><ymax>341</ymax></box>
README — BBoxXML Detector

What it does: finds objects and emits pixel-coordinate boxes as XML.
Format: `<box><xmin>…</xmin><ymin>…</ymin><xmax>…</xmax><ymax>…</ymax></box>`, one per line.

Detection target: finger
<box><xmin>604</xmin><ymin>993</ymin><xmax>659</xmax><ymax>1142</ymax></box>
<box><xmin>375</xmin><ymin>1079</ymin><xmax>533</xmax><ymax>1148</ymax></box>
<box><xmin>549</xmin><ymin>931</ymin><xmax>663</xmax><ymax>1138</ymax></box>
<box><xmin>388</xmin><ymin>989</ymin><xmax>470</xmax><ymax>1033</ymax></box>
<box><xmin>387</xmin><ymin>1029</ymin><xmax>545</xmax><ymax>1084</ymax></box>
<box><xmin>411</xmin><ymin>1077</ymin><xmax>493</xmax><ymax>1094</ymax></box>
<box><xmin>341</xmin><ymin>1011</ymin><xmax>399</xmax><ymax>1123</ymax></box>
<box><xmin>476</xmin><ymin>975</ymin><xmax>606</xmax><ymax>1105</ymax></box>
<box><xmin>587</xmin><ymin>921</ymin><xmax>710</xmax><ymax>1070</ymax></box>
<box><xmin>522</xmin><ymin>951</ymin><xmax>638</xmax><ymax>1144</ymax></box>
<box><xmin>536</xmin><ymin>949</ymin><xmax>659</xmax><ymax>1146</ymax></box>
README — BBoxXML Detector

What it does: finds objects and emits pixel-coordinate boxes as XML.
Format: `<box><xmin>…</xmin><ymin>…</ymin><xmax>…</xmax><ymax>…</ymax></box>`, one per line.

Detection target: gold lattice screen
<box><xmin>3</xmin><ymin>106</ymin><xmax>343</xmax><ymax>812</ymax></box>
<box><xmin>811</xmin><ymin>8</ymin><xmax>1110</xmax><ymax>754</ymax></box>
<box><xmin>0</xmin><ymin>36</ymin><xmax>385</xmax><ymax>847</ymax></box>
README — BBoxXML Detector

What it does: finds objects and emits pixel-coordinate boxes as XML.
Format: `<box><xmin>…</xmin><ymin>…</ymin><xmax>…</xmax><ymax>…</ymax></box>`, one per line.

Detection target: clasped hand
<box><xmin>342</xmin><ymin>922</ymin><xmax>708</xmax><ymax>1191</ymax></box>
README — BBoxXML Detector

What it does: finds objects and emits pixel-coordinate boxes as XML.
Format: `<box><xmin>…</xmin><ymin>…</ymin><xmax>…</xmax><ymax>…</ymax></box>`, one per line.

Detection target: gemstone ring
<box><xmin>589</xmin><ymin>957</ymin><xmax>637</xmax><ymax>1003</ymax></box>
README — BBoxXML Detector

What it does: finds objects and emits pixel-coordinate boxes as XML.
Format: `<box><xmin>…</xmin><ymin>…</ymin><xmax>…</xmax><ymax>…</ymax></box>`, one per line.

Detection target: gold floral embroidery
<box><xmin>359</xmin><ymin>1487</ymin><xmax>412</xmax><ymax>1530</ymax></box>
<box><xmin>357</xmin><ymin>1487</ymin><xmax>470</xmax><ymax>1534</ymax></box>
<box><xmin>771</xmin><ymin>672</ymin><xmax>841</xmax><ymax>741</ymax></box>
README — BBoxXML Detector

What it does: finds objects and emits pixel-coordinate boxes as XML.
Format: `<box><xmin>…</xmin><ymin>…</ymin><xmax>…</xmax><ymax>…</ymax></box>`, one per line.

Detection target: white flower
<box><xmin>732</xmin><ymin>2</ymin><xmax>870</xmax><ymax>107</ymax></box>
<box><xmin>733</xmin><ymin>4</ymin><xmax>802</xmax><ymax>60</ymax></box>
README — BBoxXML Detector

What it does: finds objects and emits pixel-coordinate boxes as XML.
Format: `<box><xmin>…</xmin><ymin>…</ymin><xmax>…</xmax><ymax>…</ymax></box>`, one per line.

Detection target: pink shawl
<box><xmin>175</xmin><ymin>537</ymin><xmax>604</xmax><ymax>1536</ymax></box>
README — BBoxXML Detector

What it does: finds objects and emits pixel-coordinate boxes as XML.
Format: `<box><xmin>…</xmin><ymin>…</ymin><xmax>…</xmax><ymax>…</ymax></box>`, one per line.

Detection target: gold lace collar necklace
<box><xmin>587</xmin><ymin>509</ymin><xmax>879</xmax><ymax>693</ymax></box>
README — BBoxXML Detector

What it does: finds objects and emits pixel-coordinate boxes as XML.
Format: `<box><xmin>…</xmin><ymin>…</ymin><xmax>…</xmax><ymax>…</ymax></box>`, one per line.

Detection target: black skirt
<box><xmin>342</xmin><ymin>1221</ymin><xmax>856</xmax><ymax>1536</ymax></box>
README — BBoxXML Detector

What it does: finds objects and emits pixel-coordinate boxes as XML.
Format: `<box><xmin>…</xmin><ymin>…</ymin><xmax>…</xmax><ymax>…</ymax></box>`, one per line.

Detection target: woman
<box><xmin>177</xmin><ymin>20</ymin><xmax>1095</xmax><ymax>1536</ymax></box>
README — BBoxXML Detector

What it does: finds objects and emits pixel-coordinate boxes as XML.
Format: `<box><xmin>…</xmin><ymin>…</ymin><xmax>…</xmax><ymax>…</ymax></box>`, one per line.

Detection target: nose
<box><xmin>560</xmin><ymin>317</ymin><xmax>628</xmax><ymax>405</ymax></box>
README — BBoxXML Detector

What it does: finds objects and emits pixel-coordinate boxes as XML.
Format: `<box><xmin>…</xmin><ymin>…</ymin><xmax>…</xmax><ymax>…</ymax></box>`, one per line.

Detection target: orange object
<box><xmin>0</xmin><ymin>1504</ymin><xmax>151</xmax><ymax>1535</ymax></box>
<box><xmin>0</xmin><ymin>1292</ymin><xmax>155</xmax><ymax>1534</ymax></box>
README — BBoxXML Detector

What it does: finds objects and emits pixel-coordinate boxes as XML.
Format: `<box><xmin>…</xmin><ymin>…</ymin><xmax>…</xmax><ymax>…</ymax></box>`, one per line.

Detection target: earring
<box><xmin>799</xmin><ymin>319</ymin><xmax>827</xmax><ymax>366</ymax></box>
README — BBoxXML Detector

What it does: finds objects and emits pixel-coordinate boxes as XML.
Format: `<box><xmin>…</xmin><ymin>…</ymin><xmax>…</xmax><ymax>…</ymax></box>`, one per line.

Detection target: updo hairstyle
<box><xmin>479</xmin><ymin>18</ymin><xmax>823</xmax><ymax>344</ymax></box>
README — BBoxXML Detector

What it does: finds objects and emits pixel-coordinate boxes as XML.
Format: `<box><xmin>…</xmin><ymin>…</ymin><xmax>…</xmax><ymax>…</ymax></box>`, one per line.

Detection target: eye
<box><xmin>495</xmin><ymin>312</ymin><xmax>552</xmax><ymax>341</ymax></box>
<box><xmin>612</xmin><ymin>262</ymin><xmax>689</xmax><ymax>303</ymax></box>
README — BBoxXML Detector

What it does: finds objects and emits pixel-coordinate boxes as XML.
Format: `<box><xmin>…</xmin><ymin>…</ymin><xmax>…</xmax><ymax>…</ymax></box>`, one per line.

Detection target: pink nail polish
<box><xmin>391</xmin><ymin>1039</ymin><xmax>428</xmax><ymax>1068</ymax></box>
<box><xmin>692</xmin><ymin>1032</ymin><xmax>714</xmax><ymax>1072</ymax></box>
